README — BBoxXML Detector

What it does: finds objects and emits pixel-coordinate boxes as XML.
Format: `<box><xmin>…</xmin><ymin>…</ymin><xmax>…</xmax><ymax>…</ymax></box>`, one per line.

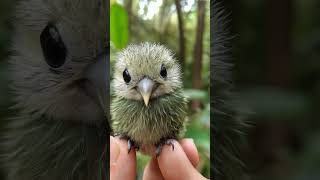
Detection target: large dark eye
<box><xmin>123</xmin><ymin>69</ymin><xmax>131</xmax><ymax>84</ymax></box>
<box><xmin>160</xmin><ymin>64</ymin><xmax>167</xmax><ymax>78</ymax></box>
<box><xmin>40</xmin><ymin>23</ymin><xmax>67</xmax><ymax>68</ymax></box>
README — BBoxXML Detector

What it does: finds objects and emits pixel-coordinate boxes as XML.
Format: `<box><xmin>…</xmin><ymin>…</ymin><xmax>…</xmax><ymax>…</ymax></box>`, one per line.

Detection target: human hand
<box><xmin>110</xmin><ymin>137</ymin><xmax>208</xmax><ymax>180</ymax></box>
<box><xmin>143</xmin><ymin>139</ymin><xmax>208</xmax><ymax>180</ymax></box>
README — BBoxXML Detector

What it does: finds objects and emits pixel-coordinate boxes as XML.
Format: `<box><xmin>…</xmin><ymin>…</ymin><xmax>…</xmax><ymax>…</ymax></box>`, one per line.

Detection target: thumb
<box><xmin>157</xmin><ymin>140</ymin><xmax>207</xmax><ymax>180</ymax></box>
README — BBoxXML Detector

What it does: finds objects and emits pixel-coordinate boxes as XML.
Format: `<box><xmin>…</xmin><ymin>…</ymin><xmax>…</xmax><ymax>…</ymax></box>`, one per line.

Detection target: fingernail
<box><xmin>110</xmin><ymin>136</ymin><xmax>120</xmax><ymax>166</ymax></box>
<box><xmin>186</xmin><ymin>138</ymin><xmax>194</xmax><ymax>143</ymax></box>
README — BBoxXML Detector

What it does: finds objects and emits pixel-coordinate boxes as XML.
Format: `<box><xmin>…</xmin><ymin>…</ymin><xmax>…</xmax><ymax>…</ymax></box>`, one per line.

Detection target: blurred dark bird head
<box><xmin>10</xmin><ymin>0</ymin><xmax>109</xmax><ymax>123</ymax></box>
<box><xmin>2</xmin><ymin>1</ymin><xmax>109</xmax><ymax>179</ymax></box>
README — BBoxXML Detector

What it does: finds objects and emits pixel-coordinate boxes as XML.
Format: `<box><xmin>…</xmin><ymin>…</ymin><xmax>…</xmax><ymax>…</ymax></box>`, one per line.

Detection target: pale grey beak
<box><xmin>137</xmin><ymin>78</ymin><xmax>155</xmax><ymax>106</ymax></box>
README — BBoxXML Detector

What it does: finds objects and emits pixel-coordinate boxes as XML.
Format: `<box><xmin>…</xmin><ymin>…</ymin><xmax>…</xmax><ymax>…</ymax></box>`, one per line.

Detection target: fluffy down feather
<box><xmin>211</xmin><ymin>1</ymin><xmax>247</xmax><ymax>179</ymax></box>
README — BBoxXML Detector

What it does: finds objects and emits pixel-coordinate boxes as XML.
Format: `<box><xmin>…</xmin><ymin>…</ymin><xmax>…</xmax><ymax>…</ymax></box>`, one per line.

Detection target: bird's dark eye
<box><xmin>123</xmin><ymin>69</ymin><xmax>131</xmax><ymax>84</ymax></box>
<box><xmin>40</xmin><ymin>23</ymin><xmax>67</xmax><ymax>68</ymax></box>
<box><xmin>160</xmin><ymin>64</ymin><xmax>167</xmax><ymax>78</ymax></box>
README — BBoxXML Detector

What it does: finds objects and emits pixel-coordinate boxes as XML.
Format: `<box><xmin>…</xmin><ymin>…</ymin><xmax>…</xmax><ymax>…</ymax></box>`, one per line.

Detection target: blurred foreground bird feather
<box><xmin>211</xmin><ymin>0</ymin><xmax>247</xmax><ymax>179</ymax></box>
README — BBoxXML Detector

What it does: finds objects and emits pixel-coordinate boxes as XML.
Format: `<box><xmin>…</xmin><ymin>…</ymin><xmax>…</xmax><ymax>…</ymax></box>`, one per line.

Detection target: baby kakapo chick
<box><xmin>111</xmin><ymin>43</ymin><xmax>187</xmax><ymax>156</ymax></box>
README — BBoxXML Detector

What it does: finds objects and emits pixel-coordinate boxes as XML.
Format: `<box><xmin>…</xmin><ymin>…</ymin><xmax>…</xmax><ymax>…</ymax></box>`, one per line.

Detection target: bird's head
<box><xmin>113</xmin><ymin>43</ymin><xmax>182</xmax><ymax>106</ymax></box>
<box><xmin>10</xmin><ymin>0</ymin><xmax>109</xmax><ymax>124</ymax></box>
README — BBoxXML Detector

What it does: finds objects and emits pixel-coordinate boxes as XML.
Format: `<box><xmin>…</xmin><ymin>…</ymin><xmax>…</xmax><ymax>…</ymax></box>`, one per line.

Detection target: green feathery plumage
<box><xmin>111</xmin><ymin>43</ymin><xmax>187</xmax><ymax>153</ymax></box>
<box><xmin>112</xmin><ymin>90</ymin><xmax>187</xmax><ymax>146</ymax></box>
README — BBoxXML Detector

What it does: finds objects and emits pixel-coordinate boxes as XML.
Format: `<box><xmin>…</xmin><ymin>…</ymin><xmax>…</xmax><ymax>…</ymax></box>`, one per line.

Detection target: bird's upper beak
<box><xmin>137</xmin><ymin>78</ymin><xmax>155</xmax><ymax>106</ymax></box>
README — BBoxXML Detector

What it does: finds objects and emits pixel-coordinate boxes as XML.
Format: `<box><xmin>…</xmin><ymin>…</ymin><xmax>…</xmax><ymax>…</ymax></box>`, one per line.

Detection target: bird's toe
<box><xmin>155</xmin><ymin>138</ymin><xmax>176</xmax><ymax>157</ymax></box>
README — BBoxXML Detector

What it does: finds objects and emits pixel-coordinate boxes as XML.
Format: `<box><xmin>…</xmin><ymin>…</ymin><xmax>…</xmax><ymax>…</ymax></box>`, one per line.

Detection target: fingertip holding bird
<box><xmin>143</xmin><ymin>157</ymin><xmax>164</xmax><ymax>180</ymax></box>
<box><xmin>112</xmin><ymin>136</ymin><xmax>137</xmax><ymax>156</ymax></box>
<box><xmin>156</xmin><ymin>139</ymin><xmax>199</xmax><ymax>166</ymax></box>
<box><xmin>143</xmin><ymin>138</ymin><xmax>201</xmax><ymax>180</ymax></box>
<box><xmin>110</xmin><ymin>136</ymin><xmax>137</xmax><ymax>180</ymax></box>
<box><xmin>110</xmin><ymin>136</ymin><xmax>120</xmax><ymax>166</ymax></box>
<box><xmin>156</xmin><ymin>139</ymin><xmax>198</xmax><ymax>180</ymax></box>
<box><xmin>180</xmin><ymin>138</ymin><xmax>200</xmax><ymax>168</ymax></box>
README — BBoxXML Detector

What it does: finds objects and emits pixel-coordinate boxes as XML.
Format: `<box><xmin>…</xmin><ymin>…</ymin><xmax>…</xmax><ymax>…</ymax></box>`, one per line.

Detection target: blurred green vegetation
<box><xmin>110</xmin><ymin>0</ymin><xmax>210</xmax><ymax>179</ymax></box>
<box><xmin>225</xmin><ymin>0</ymin><xmax>320</xmax><ymax>179</ymax></box>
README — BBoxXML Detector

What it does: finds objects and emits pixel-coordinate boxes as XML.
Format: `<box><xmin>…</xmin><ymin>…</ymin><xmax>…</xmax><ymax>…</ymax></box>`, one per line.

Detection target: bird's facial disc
<box><xmin>137</xmin><ymin>78</ymin><xmax>156</xmax><ymax>106</ymax></box>
<box><xmin>113</xmin><ymin>43</ymin><xmax>183</xmax><ymax>103</ymax></box>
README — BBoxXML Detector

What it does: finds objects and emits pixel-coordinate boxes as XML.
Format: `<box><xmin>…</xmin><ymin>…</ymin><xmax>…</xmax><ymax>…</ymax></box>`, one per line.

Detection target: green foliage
<box><xmin>136</xmin><ymin>153</ymin><xmax>151</xmax><ymax>179</ymax></box>
<box><xmin>227</xmin><ymin>0</ymin><xmax>320</xmax><ymax>179</ymax></box>
<box><xmin>236</xmin><ymin>88</ymin><xmax>310</xmax><ymax>120</ymax></box>
<box><xmin>184</xmin><ymin>89</ymin><xmax>209</xmax><ymax>102</ymax></box>
<box><xmin>110</xmin><ymin>3</ymin><xmax>129</xmax><ymax>49</ymax></box>
<box><xmin>185</xmin><ymin>112</ymin><xmax>210</xmax><ymax>177</ymax></box>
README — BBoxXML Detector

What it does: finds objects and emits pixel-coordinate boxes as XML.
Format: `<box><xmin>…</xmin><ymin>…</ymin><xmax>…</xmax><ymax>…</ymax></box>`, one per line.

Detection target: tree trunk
<box><xmin>253</xmin><ymin>0</ymin><xmax>295</xmax><ymax>178</ymax></box>
<box><xmin>125</xmin><ymin>0</ymin><xmax>133</xmax><ymax>35</ymax></box>
<box><xmin>192</xmin><ymin>0</ymin><xmax>206</xmax><ymax>109</ymax></box>
<box><xmin>267</xmin><ymin>0</ymin><xmax>292</xmax><ymax>87</ymax></box>
<box><xmin>174</xmin><ymin>0</ymin><xmax>186</xmax><ymax>70</ymax></box>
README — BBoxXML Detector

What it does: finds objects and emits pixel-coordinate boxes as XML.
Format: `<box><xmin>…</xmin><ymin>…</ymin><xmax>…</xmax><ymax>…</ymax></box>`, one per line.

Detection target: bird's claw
<box><xmin>117</xmin><ymin>135</ymin><xmax>139</xmax><ymax>154</ymax></box>
<box><xmin>127</xmin><ymin>139</ymin><xmax>139</xmax><ymax>154</ymax></box>
<box><xmin>156</xmin><ymin>139</ymin><xmax>175</xmax><ymax>157</ymax></box>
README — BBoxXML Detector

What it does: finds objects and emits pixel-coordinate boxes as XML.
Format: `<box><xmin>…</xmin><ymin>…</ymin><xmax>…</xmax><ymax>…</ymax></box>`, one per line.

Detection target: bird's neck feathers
<box><xmin>111</xmin><ymin>90</ymin><xmax>187</xmax><ymax>145</ymax></box>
